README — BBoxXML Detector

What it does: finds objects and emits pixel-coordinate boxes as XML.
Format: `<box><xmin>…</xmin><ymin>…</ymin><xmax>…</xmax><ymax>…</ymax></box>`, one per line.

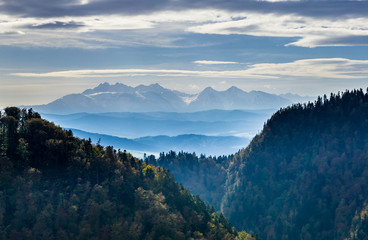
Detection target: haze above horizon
<box><xmin>0</xmin><ymin>0</ymin><xmax>367</xmax><ymax>107</ymax></box>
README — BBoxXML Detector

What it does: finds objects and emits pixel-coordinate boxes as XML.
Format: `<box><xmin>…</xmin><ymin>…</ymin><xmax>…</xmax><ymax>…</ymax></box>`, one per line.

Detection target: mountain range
<box><xmin>70</xmin><ymin>128</ymin><xmax>250</xmax><ymax>157</ymax></box>
<box><xmin>42</xmin><ymin>110</ymin><xmax>266</xmax><ymax>156</ymax></box>
<box><xmin>30</xmin><ymin>82</ymin><xmax>314</xmax><ymax>114</ymax></box>
<box><xmin>42</xmin><ymin>110</ymin><xmax>272</xmax><ymax>138</ymax></box>
<box><xmin>30</xmin><ymin>82</ymin><xmax>313</xmax><ymax>157</ymax></box>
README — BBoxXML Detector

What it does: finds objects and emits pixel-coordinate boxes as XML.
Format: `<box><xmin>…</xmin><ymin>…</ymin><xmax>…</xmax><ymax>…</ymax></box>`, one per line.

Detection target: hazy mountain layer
<box><xmin>30</xmin><ymin>82</ymin><xmax>310</xmax><ymax>114</ymax></box>
<box><xmin>42</xmin><ymin>110</ymin><xmax>273</xmax><ymax>139</ymax></box>
<box><xmin>70</xmin><ymin>128</ymin><xmax>250</xmax><ymax>157</ymax></box>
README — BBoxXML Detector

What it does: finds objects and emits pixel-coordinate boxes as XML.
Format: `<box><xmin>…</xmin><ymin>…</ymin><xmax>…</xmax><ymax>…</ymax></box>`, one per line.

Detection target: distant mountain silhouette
<box><xmin>279</xmin><ymin>92</ymin><xmax>315</xmax><ymax>103</ymax></box>
<box><xmin>190</xmin><ymin>86</ymin><xmax>292</xmax><ymax>111</ymax></box>
<box><xmin>30</xmin><ymin>82</ymin><xmax>310</xmax><ymax>114</ymax></box>
<box><xmin>70</xmin><ymin>128</ymin><xmax>250</xmax><ymax>157</ymax></box>
<box><xmin>42</xmin><ymin>110</ymin><xmax>273</xmax><ymax>139</ymax></box>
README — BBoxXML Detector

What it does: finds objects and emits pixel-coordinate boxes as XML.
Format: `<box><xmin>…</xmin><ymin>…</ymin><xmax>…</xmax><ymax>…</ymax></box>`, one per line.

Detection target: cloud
<box><xmin>0</xmin><ymin>10</ymin><xmax>235</xmax><ymax>48</ymax></box>
<box><xmin>1</xmin><ymin>9</ymin><xmax>367</xmax><ymax>49</ymax></box>
<box><xmin>11</xmin><ymin>68</ymin><xmax>276</xmax><ymax>79</ymax></box>
<box><xmin>187</xmin><ymin>13</ymin><xmax>368</xmax><ymax>47</ymax></box>
<box><xmin>0</xmin><ymin>0</ymin><xmax>367</xmax><ymax>49</ymax></box>
<box><xmin>194</xmin><ymin>60</ymin><xmax>239</xmax><ymax>65</ymax></box>
<box><xmin>301</xmin><ymin>35</ymin><xmax>368</xmax><ymax>47</ymax></box>
<box><xmin>0</xmin><ymin>0</ymin><xmax>171</xmax><ymax>18</ymax></box>
<box><xmin>246</xmin><ymin>58</ymin><xmax>368</xmax><ymax>79</ymax></box>
<box><xmin>0</xmin><ymin>30</ymin><xmax>25</xmax><ymax>35</ymax></box>
<box><xmin>0</xmin><ymin>0</ymin><xmax>367</xmax><ymax>19</ymax></box>
<box><xmin>257</xmin><ymin>0</ymin><xmax>301</xmax><ymax>2</ymax></box>
<box><xmin>0</xmin><ymin>13</ymin><xmax>160</xmax><ymax>48</ymax></box>
<box><xmin>189</xmin><ymin>84</ymin><xmax>200</xmax><ymax>90</ymax></box>
<box><xmin>12</xmin><ymin>58</ymin><xmax>368</xmax><ymax>80</ymax></box>
<box><xmin>29</xmin><ymin>21</ymin><xmax>85</xmax><ymax>29</ymax></box>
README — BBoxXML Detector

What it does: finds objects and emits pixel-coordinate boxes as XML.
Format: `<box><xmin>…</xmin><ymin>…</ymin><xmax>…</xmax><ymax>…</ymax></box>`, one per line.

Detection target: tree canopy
<box><xmin>222</xmin><ymin>89</ymin><xmax>368</xmax><ymax>240</ymax></box>
<box><xmin>150</xmin><ymin>89</ymin><xmax>368</xmax><ymax>240</ymax></box>
<box><xmin>0</xmin><ymin>107</ymin><xmax>251</xmax><ymax>240</ymax></box>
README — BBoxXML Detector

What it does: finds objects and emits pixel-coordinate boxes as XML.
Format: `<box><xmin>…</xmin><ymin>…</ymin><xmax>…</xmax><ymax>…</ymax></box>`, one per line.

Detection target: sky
<box><xmin>0</xmin><ymin>0</ymin><xmax>368</xmax><ymax>107</ymax></box>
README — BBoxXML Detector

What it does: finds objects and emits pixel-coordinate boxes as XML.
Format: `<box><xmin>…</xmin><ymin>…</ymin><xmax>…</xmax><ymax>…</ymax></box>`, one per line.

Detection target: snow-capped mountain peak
<box><xmin>30</xmin><ymin>83</ymin><xmax>312</xmax><ymax>114</ymax></box>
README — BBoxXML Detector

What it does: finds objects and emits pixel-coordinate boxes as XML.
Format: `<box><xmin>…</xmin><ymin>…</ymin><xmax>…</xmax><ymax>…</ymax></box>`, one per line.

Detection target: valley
<box><xmin>2</xmin><ymin>0</ymin><xmax>367</xmax><ymax>238</ymax></box>
<box><xmin>4</xmin><ymin>83</ymin><xmax>368</xmax><ymax>240</ymax></box>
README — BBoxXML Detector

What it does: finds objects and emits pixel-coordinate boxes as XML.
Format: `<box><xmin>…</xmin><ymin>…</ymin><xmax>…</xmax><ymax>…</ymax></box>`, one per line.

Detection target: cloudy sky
<box><xmin>0</xmin><ymin>0</ymin><xmax>367</xmax><ymax>107</ymax></box>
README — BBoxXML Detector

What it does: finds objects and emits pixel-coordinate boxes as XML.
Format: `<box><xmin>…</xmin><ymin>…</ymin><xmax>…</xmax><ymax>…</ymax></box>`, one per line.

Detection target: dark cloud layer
<box><xmin>318</xmin><ymin>36</ymin><xmax>368</xmax><ymax>46</ymax></box>
<box><xmin>0</xmin><ymin>0</ymin><xmax>171</xmax><ymax>17</ymax></box>
<box><xmin>29</xmin><ymin>21</ymin><xmax>85</xmax><ymax>29</ymax></box>
<box><xmin>0</xmin><ymin>0</ymin><xmax>367</xmax><ymax>19</ymax></box>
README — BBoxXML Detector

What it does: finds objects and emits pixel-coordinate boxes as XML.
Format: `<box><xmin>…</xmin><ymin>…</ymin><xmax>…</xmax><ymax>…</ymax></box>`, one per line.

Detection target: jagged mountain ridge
<box><xmin>30</xmin><ymin>82</ymin><xmax>309</xmax><ymax>114</ymax></box>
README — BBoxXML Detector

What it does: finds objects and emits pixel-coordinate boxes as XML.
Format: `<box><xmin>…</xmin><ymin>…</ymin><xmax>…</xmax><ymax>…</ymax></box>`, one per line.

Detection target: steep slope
<box><xmin>221</xmin><ymin>89</ymin><xmax>368</xmax><ymax>240</ymax></box>
<box><xmin>39</xmin><ymin>94</ymin><xmax>100</xmax><ymax>114</ymax></box>
<box><xmin>147</xmin><ymin>151</ymin><xmax>234</xmax><ymax>212</ymax></box>
<box><xmin>0</xmin><ymin>107</ymin><xmax>253</xmax><ymax>240</ymax></box>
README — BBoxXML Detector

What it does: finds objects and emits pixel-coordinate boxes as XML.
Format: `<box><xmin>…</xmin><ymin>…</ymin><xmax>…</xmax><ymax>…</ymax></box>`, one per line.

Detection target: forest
<box><xmin>0</xmin><ymin>107</ymin><xmax>253</xmax><ymax>240</ymax></box>
<box><xmin>2</xmin><ymin>88</ymin><xmax>368</xmax><ymax>240</ymax></box>
<box><xmin>147</xmin><ymin>152</ymin><xmax>234</xmax><ymax>211</ymax></box>
<box><xmin>149</xmin><ymin>89</ymin><xmax>368</xmax><ymax>240</ymax></box>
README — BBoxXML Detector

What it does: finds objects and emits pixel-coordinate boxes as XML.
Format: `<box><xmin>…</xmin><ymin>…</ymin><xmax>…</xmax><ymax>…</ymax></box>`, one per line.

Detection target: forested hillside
<box><xmin>150</xmin><ymin>89</ymin><xmax>368</xmax><ymax>240</ymax></box>
<box><xmin>223</xmin><ymin>89</ymin><xmax>368</xmax><ymax>240</ymax></box>
<box><xmin>147</xmin><ymin>152</ymin><xmax>234</xmax><ymax>210</ymax></box>
<box><xmin>0</xmin><ymin>107</ymin><xmax>253</xmax><ymax>240</ymax></box>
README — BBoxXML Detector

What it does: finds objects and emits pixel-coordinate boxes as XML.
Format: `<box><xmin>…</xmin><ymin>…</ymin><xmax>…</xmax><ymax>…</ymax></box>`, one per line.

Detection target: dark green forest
<box><xmin>0</xmin><ymin>107</ymin><xmax>253</xmax><ymax>240</ymax></box>
<box><xmin>150</xmin><ymin>89</ymin><xmax>368</xmax><ymax>240</ymax></box>
<box><xmin>3</xmin><ymin>88</ymin><xmax>368</xmax><ymax>240</ymax></box>
<box><xmin>147</xmin><ymin>152</ymin><xmax>233</xmax><ymax>211</ymax></box>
